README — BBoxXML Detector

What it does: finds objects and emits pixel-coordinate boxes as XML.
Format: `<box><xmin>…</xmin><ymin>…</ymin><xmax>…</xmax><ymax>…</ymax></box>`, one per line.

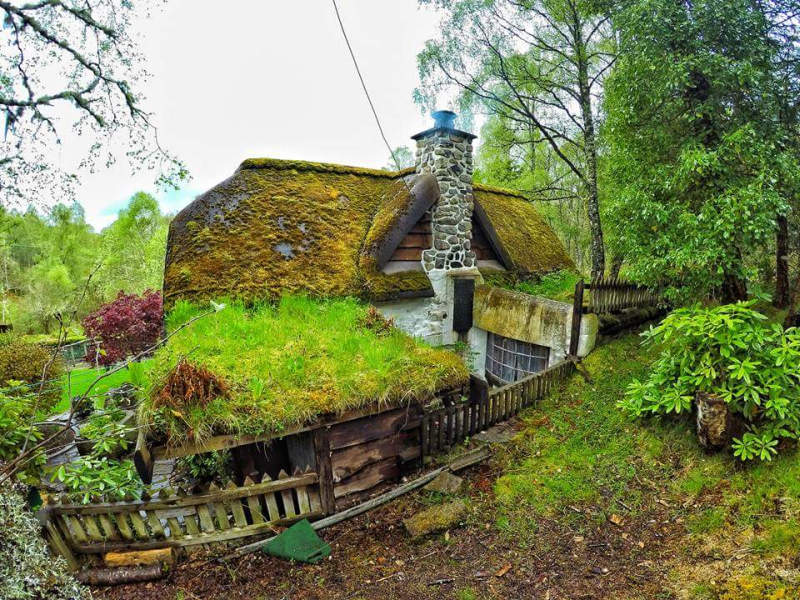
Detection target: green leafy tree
<box><xmin>384</xmin><ymin>146</ymin><xmax>415</xmax><ymax>170</ymax></box>
<box><xmin>417</xmin><ymin>0</ymin><xmax>615</xmax><ymax>278</ymax></box>
<box><xmin>99</xmin><ymin>192</ymin><xmax>170</xmax><ymax>298</ymax></box>
<box><xmin>474</xmin><ymin>112</ymin><xmax>590</xmax><ymax>270</ymax></box>
<box><xmin>0</xmin><ymin>203</ymin><xmax>101</xmax><ymax>333</ymax></box>
<box><xmin>604</xmin><ymin>0</ymin><xmax>800</xmax><ymax>303</ymax></box>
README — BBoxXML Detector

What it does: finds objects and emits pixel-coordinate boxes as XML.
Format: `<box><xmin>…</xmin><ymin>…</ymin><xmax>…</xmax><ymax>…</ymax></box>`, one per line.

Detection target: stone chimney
<box><xmin>412</xmin><ymin>110</ymin><xmax>477</xmax><ymax>272</ymax></box>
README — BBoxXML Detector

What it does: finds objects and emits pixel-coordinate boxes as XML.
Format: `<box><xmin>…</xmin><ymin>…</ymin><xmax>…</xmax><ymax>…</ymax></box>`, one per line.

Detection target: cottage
<box><xmin>42</xmin><ymin>114</ymin><xmax>599</xmax><ymax>567</ymax></box>
<box><xmin>164</xmin><ymin>111</ymin><xmax>597</xmax><ymax>386</ymax></box>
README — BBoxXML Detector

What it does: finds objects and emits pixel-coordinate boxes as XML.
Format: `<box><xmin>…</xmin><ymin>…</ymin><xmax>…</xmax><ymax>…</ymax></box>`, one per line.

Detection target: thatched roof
<box><xmin>163</xmin><ymin>158</ymin><xmax>574</xmax><ymax>307</ymax></box>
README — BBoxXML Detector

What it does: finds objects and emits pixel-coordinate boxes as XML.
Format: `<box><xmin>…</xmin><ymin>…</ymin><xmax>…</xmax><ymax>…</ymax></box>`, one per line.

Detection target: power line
<box><xmin>330</xmin><ymin>0</ymin><xmax>406</xmax><ymax>173</ymax></box>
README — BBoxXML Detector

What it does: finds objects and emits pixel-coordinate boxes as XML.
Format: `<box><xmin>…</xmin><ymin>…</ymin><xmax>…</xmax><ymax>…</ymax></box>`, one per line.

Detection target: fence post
<box><xmin>569</xmin><ymin>279</ymin><xmax>585</xmax><ymax>357</ymax></box>
<box><xmin>313</xmin><ymin>427</ymin><xmax>336</xmax><ymax>515</ymax></box>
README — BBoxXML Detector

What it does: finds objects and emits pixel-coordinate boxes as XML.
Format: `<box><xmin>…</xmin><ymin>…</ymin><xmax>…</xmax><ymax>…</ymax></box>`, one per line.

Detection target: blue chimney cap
<box><xmin>432</xmin><ymin>110</ymin><xmax>457</xmax><ymax>129</ymax></box>
<box><xmin>411</xmin><ymin>110</ymin><xmax>476</xmax><ymax>141</ymax></box>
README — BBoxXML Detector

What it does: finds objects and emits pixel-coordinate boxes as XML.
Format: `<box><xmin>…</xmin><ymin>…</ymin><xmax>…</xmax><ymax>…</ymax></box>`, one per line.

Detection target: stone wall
<box><xmin>415</xmin><ymin>129</ymin><xmax>476</xmax><ymax>272</ymax></box>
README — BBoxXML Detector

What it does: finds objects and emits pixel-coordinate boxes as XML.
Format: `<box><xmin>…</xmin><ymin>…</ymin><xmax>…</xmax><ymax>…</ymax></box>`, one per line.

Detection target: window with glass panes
<box><xmin>485</xmin><ymin>332</ymin><xmax>550</xmax><ymax>383</ymax></box>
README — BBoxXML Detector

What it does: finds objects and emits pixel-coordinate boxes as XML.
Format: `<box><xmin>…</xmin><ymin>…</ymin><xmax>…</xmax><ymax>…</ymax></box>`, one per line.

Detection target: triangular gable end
<box><xmin>472</xmin><ymin>199</ymin><xmax>513</xmax><ymax>271</ymax></box>
<box><xmin>364</xmin><ymin>173</ymin><xmax>439</xmax><ymax>273</ymax></box>
<box><xmin>384</xmin><ymin>209</ymin><xmax>431</xmax><ymax>273</ymax></box>
<box><xmin>470</xmin><ymin>214</ymin><xmax>505</xmax><ymax>269</ymax></box>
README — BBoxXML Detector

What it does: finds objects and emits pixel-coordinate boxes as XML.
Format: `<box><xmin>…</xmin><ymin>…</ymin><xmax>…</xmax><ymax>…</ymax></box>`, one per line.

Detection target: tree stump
<box><xmin>695</xmin><ymin>392</ymin><xmax>734</xmax><ymax>450</ymax></box>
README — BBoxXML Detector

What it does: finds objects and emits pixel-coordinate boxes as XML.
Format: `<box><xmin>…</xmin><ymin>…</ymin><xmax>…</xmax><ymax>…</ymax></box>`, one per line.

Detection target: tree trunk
<box><xmin>775</xmin><ymin>214</ymin><xmax>790</xmax><ymax>308</ymax></box>
<box><xmin>609</xmin><ymin>254</ymin><xmax>624</xmax><ymax>279</ymax></box>
<box><xmin>576</xmin><ymin>25</ymin><xmax>605</xmax><ymax>280</ymax></box>
<box><xmin>721</xmin><ymin>271</ymin><xmax>748</xmax><ymax>303</ymax></box>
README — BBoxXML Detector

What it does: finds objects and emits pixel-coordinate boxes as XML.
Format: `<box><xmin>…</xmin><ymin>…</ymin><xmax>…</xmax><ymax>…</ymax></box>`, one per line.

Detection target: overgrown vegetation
<box><xmin>140</xmin><ymin>296</ymin><xmax>469</xmax><ymax>445</ymax></box>
<box><xmin>0</xmin><ymin>393</ymin><xmax>45</xmax><ymax>484</ymax></box>
<box><xmin>620</xmin><ymin>302</ymin><xmax>800</xmax><ymax>461</ymax></box>
<box><xmin>0</xmin><ymin>340</ymin><xmax>63</xmax><ymax>407</ymax></box>
<box><xmin>511</xmin><ymin>269</ymin><xmax>580</xmax><ymax>303</ymax></box>
<box><xmin>495</xmin><ymin>332</ymin><xmax>800</xmax><ymax>595</ymax></box>
<box><xmin>0</xmin><ymin>481</ymin><xmax>90</xmax><ymax>600</ymax></box>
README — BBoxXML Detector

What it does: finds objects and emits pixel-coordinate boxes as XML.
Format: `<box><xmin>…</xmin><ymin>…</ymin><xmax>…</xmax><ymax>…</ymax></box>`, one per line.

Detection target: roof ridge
<box><xmin>473</xmin><ymin>182</ymin><xmax>528</xmax><ymax>199</ymax></box>
<box><xmin>238</xmin><ymin>157</ymin><xmax>415</xmax><ymax>180</ymax></box>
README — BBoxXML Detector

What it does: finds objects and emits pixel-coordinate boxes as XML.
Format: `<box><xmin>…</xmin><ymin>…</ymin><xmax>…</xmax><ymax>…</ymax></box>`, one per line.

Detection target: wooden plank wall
<box><xmin>42</xmin><ymin>470</ymin><xmax>323</xmax><ymax>563</ymax></box>
<box><xmin>386</xmin><ymin>211</ymin><xmax>432</xmax><ymax>270</ymax></box>
<box><xmin>328</xmin><ymin>385</ymin><xmax>466</xmax><ymax>504</ymax></box>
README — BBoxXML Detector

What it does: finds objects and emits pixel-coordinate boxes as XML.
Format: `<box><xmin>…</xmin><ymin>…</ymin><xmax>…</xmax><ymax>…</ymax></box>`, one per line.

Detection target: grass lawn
<box><xmin>53</xmin><ymin>362</ymin><xmax>149</xmax><ymax>413</ymax></box>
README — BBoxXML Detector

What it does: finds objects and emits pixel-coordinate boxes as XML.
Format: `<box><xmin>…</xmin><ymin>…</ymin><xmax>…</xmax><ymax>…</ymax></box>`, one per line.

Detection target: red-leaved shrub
<box><xmin>83</xmin><ymin>290</ymin><xmax>163</xmax><ymax>366</ymax></box>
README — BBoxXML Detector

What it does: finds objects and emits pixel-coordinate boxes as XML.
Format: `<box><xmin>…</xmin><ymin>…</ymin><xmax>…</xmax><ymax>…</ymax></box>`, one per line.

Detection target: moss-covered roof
<box><xmin>473</xmin><ymin>184</ymin><xmax>575</xmax><ymax>276</ymax></box>
<box><xmin>164</xmin><ymin>158</ymin><xmax>572</xmax><ymax>306</ymax></box>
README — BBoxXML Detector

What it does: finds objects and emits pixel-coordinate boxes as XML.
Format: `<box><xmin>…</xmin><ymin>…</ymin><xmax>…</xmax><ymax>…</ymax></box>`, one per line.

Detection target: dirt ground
<box><xmin>95</xmin><ymin>461</ymin><xmax>688</xmax><ymax>600</ymax></box>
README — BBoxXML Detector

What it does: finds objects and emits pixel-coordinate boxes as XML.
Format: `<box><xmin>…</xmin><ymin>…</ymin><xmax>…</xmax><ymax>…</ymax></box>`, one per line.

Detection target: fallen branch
<box><xmin>223</xmin><ymin>446</ymin><xmax>491</xmax><ymax>560</ymax></box>
<box><xmin>76</xmin><ymin>563</ymin><xmax>165</xmax><ymax>586</ymax></box>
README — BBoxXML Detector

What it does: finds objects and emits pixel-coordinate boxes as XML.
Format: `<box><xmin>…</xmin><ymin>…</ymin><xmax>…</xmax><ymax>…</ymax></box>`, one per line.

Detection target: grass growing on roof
<box><xmin>511</xmin><ymin>269</ymin><xmax>581</xmax><ymax>303</ymax></box>
<box><xmin>139</xmin><ymin>296</ymin><xmax>468</xmax><ymax>445</ymax></box>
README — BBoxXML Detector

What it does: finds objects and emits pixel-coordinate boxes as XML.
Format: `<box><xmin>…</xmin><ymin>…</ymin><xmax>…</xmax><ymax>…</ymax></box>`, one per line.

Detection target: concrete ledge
<box><xmin>473</xmin><ymin>285</ymin><xmax>597</xmax><ymax>359</ymax></box>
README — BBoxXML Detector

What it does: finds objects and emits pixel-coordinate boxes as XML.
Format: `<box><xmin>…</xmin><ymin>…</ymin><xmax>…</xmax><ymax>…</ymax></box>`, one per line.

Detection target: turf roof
<box><xmin>139</xmin><ymin>297</ymin><xmax>469</xmax><ymax>446</ymax></box>
<box><xmin>163</xmin><ymin>158</ymin><xmax>573</xmax><ymax>307</ymax></box>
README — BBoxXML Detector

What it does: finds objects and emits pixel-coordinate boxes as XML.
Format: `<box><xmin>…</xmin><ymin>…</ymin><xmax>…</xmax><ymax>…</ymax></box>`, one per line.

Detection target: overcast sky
<box><xmin>77</xmin><ymin>0</ymin><xmax>448</xmax><ymax>230</ymax></box>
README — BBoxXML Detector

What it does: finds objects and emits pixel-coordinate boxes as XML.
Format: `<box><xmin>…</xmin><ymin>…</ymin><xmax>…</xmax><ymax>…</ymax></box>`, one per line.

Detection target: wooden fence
<box><xmin>40</xmin><ymin>469</ymin><xmax>322</xmax><ymax>569</ymax></box>
<box><xmin>43</xmin><ymin>362</ymin><xmax>579</xmax><ymax>569</ymax></box>
<box><xmin>585</xmin><ymin>276</ymin><xmax>659</xmax><ymax>314</ymax></box>
<box><xmin>421</xmin><ymin>360</ymin><xmax>574</xmax><ymax>456</ymax></box>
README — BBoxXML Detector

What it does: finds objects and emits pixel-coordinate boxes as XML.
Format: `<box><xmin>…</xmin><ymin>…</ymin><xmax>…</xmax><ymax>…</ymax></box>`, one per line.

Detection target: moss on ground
<box><xmin>492</xmin><ymin>331</ymin><xmax>800</xmax><ymax>596</ymax></box>
<box><xmin>139</xmin><ymin>296</ymin><xmax>469</xmax><ymax>446</ymax></box>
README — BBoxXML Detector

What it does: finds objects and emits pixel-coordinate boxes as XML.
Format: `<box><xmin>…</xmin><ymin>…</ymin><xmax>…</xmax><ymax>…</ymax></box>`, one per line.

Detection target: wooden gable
<box><xmin>471</xmin><ymin>215</ymin><xmax>506</xmax><ymax>270</ymax></box>
<box><xmin>382</xmin><ymin>210</ymin><xmax>506</xmax><ymax>273</ymax></box>
<box><xmin>382</xmin><ymin>210</ymin><xmax>431</xmax><ymax>273</ymax></box>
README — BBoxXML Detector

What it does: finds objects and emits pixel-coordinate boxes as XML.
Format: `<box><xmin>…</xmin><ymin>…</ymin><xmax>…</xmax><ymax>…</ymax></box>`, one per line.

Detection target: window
<box><xmin>486</xmin><ymin>332</ymin><xmax>550</xmax><ymax>383</ymax></box>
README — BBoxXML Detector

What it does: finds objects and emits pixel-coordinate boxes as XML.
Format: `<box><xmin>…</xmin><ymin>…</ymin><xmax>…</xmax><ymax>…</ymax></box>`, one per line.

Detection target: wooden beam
<box><xmin>104</xmin><ymin>548</ymin><xmax>175</xmax><ymax>568</ymax></box>
<box><xmin>151</xmin><ymin>402</ymin><xmax>431</xmax><ymax>460</ymax></box>
<box><xmin>313</xmin><ymin>427</ymin><xmax>336</xmax><ymax>515</ymax></box>
<box><xmin>133</xmin><ymin>430</ymin><xmax>154</xmax><ymax>484</ymax></box>
<box><xmin>569</xmin><ymin>279</ymin><xmax>585</xmax><ymax>357</ymax></box>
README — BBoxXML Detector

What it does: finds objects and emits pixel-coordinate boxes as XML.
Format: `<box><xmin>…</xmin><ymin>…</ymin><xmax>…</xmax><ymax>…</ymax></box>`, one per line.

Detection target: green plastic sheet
<box><xmin>261</xmin><ymin>519</ymin><xmax>331</xmax><ymax>564</ymax></box>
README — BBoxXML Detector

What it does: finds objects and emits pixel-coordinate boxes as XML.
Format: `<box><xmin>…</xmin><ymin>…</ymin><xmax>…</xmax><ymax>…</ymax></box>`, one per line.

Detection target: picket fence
<box><xmin>421</xmin><ymin>360</ymin><xmax>574</xmax><ymax>456</ymax></box>
<box><xmin>40</xmin><ymin>469</ymin><xmax>322</xmax><ymax>569</ymax></box>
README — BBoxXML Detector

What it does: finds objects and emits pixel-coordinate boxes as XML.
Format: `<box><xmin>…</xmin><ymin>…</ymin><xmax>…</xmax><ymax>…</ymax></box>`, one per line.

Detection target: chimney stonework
<box><xmin>412</xmin><ymin>111</ymin><xmax>477</xmax><ymax>272</ymax></box>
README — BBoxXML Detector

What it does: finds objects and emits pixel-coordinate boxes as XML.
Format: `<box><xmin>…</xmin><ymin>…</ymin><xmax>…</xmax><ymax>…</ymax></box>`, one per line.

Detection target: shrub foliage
<box><xmin>0</xmin><ymin>481</ymin><xmax>90</xmax><ymax>600</ymax></box>
<box><xmin>619</xmin><ymin>302</ymin><xmax>800</xmax><ymax>461</ymax></box>
<box><xmin>83</xmin><ymin>289</ymin><xmax>163</xmax><ymax>366</ymax></box>
<box><xmin>0</xmin><ymin>340</ymin><xmax>63</xmax><ymax>389</ymax></box>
